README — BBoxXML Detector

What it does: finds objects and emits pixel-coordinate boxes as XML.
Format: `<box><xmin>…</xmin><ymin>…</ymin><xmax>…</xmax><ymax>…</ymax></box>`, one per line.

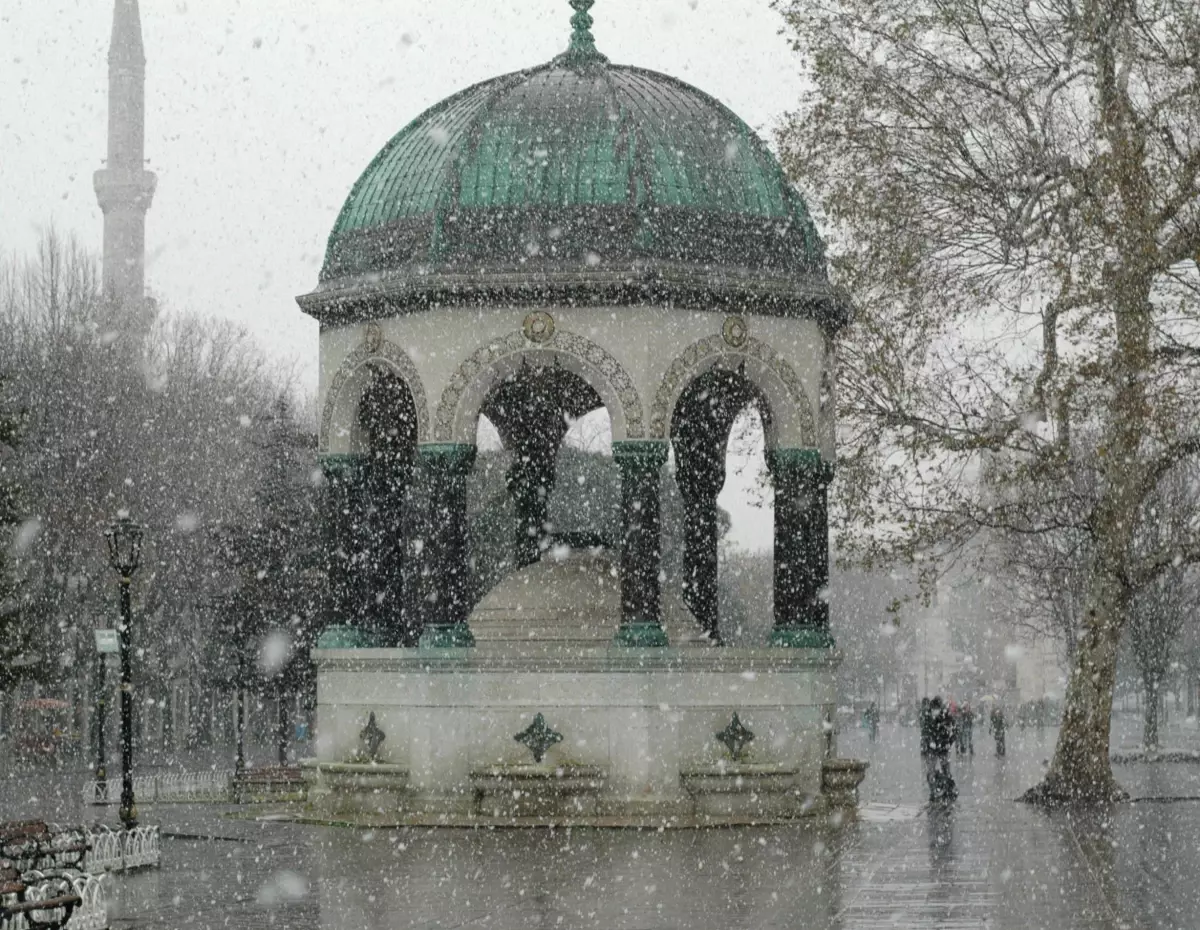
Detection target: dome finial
<box><xmin>555</xmin><ymin>0</ymin><xmax>609</xmax><ymax>67</ymax></box>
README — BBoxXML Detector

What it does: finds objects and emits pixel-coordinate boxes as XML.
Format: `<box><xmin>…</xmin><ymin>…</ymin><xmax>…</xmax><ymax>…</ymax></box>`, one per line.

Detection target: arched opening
<box><xmin>358</xmin><ymin>367</ymin><xmax>419</xmax><ymax>461</ymax></box>
<box><xmin>671</xmin><ymin>366</ymin><xmax>773</xmax><ymax>644</ymax></box>
<box><xmin>471</xmin><ymin>361</ymin><xmax>605</xmax><ymax>577</ymax></box>
<box><xmin>353</xmin><ymin>367</ymin><xmax>419</xmax><ymax>645</ymax></box>
<box><xmin>430</xmin><ymin>338</ymin><xmax>659</xmax><ymax>646</ymax></box>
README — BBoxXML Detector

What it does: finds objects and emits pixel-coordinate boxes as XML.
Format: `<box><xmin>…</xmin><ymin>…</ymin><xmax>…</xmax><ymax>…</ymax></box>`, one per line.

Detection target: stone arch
<box><xmin>433</xmin><ymin>328</ymin><xmax>645</xmax><ymax>443</ymax></box>
<box><xmin>649</xmin><ymin>334</ymin><xmax>817</xmax><ymax>449</ymax></box>
<box><xmin>320</xmin><ymin>337</ymin><xmax>430</xmax><ymax>454</ymax></box>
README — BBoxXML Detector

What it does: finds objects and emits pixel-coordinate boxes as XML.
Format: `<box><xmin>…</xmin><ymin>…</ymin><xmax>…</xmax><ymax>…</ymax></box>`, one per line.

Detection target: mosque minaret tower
<box><xmin>93</xmin><ymin>0</ymin><xmax>156</xmax><ymax>307</ymax></box>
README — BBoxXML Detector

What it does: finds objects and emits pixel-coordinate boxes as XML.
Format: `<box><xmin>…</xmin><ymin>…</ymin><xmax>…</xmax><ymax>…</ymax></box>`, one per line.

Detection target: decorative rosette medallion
<box><xmin>523</xmin><ymin>311</ymin><xmax>556</xmax><ymax>344</ymax></box>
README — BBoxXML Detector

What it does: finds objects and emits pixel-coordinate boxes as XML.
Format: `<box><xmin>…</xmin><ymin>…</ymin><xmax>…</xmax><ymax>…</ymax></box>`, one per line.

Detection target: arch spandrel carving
<box><xmin>320</xmin><ymin>337</ymin><xmax>430</xmax><ymax>454</ymax></box>
<box><xmin>649</xmin><ymin>333</ymin><xmax>818</xmax><ymax>449</ymax></box>
<box><xmin>434</xmin><ymin>328</ymin><xmax>645</xmax><ymax>443</ymax></box>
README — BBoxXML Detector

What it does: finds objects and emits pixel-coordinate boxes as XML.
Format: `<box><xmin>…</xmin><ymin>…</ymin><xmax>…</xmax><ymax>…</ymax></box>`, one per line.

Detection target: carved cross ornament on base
<box><xmin>515</xmin><ymin>713</ymin><xmax>564</xmax><ymax>763</ymax></box>
<box><xmin>716</xmin><ymin>713</ymin><xmax>755</xmax><ymax>761</ymax></box>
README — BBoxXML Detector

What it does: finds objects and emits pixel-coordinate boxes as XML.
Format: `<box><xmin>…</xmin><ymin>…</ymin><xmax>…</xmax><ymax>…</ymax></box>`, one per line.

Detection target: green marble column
<box><xmin>768</xmin><ymin>448</ymin><xmax>835</xmax><ymax>648</ymax></box>
<box><xmin>319</xmin><ymin>454</ymin><xmax>374</xmax><ymax>646</ymax></box>
<box><xmin>674</xmin><ymin>425</ymin><xmax>727</xmax><ymax>645</ymax></box>
<box><xmin>613</xmin><ymin>440</ymin><xmax>670</xmax><ymax>647</ymax></box>
<box><xmin>362</xmin><ymin>453</ymin><xmax>415</xmax><ymax>646</ymax></box>
<box><xmin>417</xmin><ymin>443</ymin><xmax>477</xmax><ymax>648</ymax></box>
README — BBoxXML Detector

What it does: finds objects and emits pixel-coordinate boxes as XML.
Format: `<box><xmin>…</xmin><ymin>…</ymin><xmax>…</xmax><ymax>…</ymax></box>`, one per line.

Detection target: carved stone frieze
<box><xmin>648</xmin><ymin>333</ymin><xmax>816</xmax><ymax>441</ymax></box>
<box><xmin>434</xmin><ymin>328</ymin><xmax>644</xmax><ymax>441</ymax></box>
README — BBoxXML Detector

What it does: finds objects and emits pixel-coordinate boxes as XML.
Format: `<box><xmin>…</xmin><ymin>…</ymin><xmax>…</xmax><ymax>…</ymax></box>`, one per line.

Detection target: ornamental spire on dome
<box><xmin>555</xmin><ymin>0</ymin><xmax>609</xmax><ymax>67</ymax></box>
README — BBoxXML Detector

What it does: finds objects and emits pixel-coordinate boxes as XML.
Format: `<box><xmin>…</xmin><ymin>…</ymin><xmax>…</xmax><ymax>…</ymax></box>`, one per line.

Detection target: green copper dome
<box><xmin>302</xmin><ymin>5</ymin><xmax>846</xmax><ymax>329</ymax></box>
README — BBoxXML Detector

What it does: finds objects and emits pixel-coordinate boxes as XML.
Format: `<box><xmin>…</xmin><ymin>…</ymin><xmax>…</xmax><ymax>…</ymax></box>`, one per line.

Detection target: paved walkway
<box><xmin>6</xmin><ymin>724</ymin><xmax>1199</xmax><ymax>928</ymax></box>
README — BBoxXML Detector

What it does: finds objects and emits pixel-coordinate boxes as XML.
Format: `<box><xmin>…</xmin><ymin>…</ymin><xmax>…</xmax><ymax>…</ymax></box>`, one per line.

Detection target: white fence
<box><xmin>118</xmin><ymin>826</ymin><xmax>159</xmax><ymax>870</ymax></box>
<box><xmin>0</xmin><ymin>823</ymin><xmax>153</xmax><ymax>930</ymax></box>
<box><xmin>66</xmin><ymin>872</ymin><xmax>108</xmax><ymax>930</ymax></box>
<box><xmin>82</xmin><ymin>769</ymin><xmax>232</xmax><ymax>805</ymax></box>
<box><xmin>79</xmin><ymin>826</ymin><xmax>160</xmax><ymax>873</ymax></box>
<box><xmin>81</xmin><ymin>827</ymin><xmax>122</xmax><ymax>873</ymax></box>
<box><xmin>0</xmin><ymin>870</ymin><xmax>108</xmax><ymax>930</ymax></box>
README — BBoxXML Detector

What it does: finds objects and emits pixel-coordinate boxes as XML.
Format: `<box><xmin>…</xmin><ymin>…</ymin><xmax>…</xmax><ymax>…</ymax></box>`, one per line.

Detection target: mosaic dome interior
<box><xmin>307</xmin><ymin>4</ymin><xmax>843</xmax><ymax>326</ymax></box>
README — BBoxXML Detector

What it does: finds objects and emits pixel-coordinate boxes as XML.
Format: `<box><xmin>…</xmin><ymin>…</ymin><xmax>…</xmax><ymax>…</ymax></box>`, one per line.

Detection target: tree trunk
<box><xmin>1143</xmin><ymin>674</ymin><xmax>1160</xmax><ymax>752</ymax></box>
<box><xmin>1021</xmin><ymin>571</ymin><xmax>1128</xmax><ymax>803</ymax></box>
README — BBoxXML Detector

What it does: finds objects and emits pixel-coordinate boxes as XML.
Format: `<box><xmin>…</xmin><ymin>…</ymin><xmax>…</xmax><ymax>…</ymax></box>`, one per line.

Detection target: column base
<box><xmin>613</xmin><ymin>623</ymin><xmax>669</xmax><ymax>647</ymax></box>
<box><xmin>316</xmin><ymin>625</ymin><xmax>377</xmax><ymax>649</ymax></box>
<box><xmin>419</xmin><ymin>623</ymin><xmax>476</xmax><ymax>649</ymax></box>
<box><xmin>769</xmin><ymin>626</ymin><xmax>835</xmax><ymax>649</ymax></box>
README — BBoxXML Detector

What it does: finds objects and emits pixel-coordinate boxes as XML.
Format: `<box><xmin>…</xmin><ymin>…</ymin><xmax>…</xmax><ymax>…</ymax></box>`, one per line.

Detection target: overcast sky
<box><xmin>2</xmin><ymin>0</ymin><xmax>808</xmax><ymax>549</ymax></box>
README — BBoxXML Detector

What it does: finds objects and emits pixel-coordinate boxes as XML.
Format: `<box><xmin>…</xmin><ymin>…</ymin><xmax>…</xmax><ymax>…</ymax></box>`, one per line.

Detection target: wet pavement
<box><xmin>4</xmin><ymin>717</ymin><xmax>1200</xmax><ymax>928</ymax></box>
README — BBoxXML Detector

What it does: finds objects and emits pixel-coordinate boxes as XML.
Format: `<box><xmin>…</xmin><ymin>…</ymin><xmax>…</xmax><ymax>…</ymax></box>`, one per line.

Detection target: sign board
<box><xmin>94</xmin><ymin>629</ymin><xmax>119</xmax><ymax>654</ymax></box>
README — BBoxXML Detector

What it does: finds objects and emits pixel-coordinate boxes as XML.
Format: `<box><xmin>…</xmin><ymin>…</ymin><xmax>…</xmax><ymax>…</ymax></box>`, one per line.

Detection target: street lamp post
<box><xmin>105</xmin><ymin>514</ymin><xmax>144</xmax><ymax>831</ymax></box>
<box><xmin>235</xmin><ymin>645</ymin><xmax>247</xmax><ymax>777</ymax></box>
<box><xmin>94</xmin><ymin>645</ymin><xmax>107</xmax><ymax>799</ymax></box>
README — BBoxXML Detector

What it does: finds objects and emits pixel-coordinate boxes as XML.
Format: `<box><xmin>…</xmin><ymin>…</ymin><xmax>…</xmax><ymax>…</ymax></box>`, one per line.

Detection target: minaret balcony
<box><xmin>93</xmin><ymin>167</ymin><xmax>157</xmax><ymax>213</ymax></box>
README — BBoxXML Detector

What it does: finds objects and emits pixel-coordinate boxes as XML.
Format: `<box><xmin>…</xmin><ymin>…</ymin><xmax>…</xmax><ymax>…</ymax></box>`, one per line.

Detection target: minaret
<box><xmin>93</xmin><ymin>0</ymin><xmax>156</xmax><ymax>308</ymax></box>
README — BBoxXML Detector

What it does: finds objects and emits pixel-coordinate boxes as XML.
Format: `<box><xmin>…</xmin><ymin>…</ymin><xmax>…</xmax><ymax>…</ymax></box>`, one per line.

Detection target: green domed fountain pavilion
<box><xmin>299</xmin><ymin>0</ymin><xmax>863</xmax><ymax>824</ymax></box>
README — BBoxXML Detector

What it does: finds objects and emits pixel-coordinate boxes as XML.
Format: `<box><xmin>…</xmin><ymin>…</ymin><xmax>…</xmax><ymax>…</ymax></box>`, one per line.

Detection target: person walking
<box><xmin>928</xmin><ymin>696</ymin><xmax>957</xmax><ymax>801</ymax></box>
<box><xmin>990</xmin><ymin>704</ymin><xmax>1007</xmax><ymax>757</ymax></box>
<box><xmin>865</xmin><ymin>701</ymin><xmax>880</xmax><ymax>743</ymax></box>
<box><xmin>919</xmin><ymin>698</ymin><xmax>935</xmax><ymax>789</ymax></box>
<box><xmin>959</xmin><ymin>702</ymin><xmax>975</xmax><ymax>756</ymax></box>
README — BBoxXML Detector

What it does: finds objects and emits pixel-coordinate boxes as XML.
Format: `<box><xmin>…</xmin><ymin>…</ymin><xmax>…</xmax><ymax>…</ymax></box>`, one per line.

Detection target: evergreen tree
<box><xmin>0</xmin><ymin>390</ymin><xmax>32</xmax><ymax>694</ymax></box>
<box><xmin>201</xmin><ymin>398</ymin><xmax>323</xmax><ymax>756</ymax></box>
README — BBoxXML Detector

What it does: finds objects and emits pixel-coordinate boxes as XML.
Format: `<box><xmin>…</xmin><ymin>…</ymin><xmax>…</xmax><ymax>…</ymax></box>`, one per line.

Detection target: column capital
<box><xmin>418</xmin><ymin>442</ymin><xmax>477</xmax><ymax>473</ymax></box>
<box><xmin>767</xmin><ymin>448</ymin><xmax>834</xmax><ymax>484</ymax></box>
<box><xmin>612</xmin><ymin>439</ymin><xmax>669</xmax><ymax>472</ymax></box>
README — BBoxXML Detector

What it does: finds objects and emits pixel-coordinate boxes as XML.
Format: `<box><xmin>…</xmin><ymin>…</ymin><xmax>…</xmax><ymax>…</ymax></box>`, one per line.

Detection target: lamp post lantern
<box><xmin>105</xmin><ymin>514</ymin><xmax>144</xmax><ymax>830</ymax></box>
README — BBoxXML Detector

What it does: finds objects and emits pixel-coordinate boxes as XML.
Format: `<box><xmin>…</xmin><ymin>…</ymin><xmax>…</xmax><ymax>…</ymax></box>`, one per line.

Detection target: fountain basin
<box><xmin>309</xmin><ymin>643</ymin><xmax>841</xmax><ymax>825</ymax></box>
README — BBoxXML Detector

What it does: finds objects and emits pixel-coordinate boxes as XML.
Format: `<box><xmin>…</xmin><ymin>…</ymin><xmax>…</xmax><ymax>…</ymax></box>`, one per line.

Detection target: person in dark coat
<box><xmin>991</xmin><ymin>704</ymin><xmax>1007</xmax><ymax>757</ymax></box>
<box><xmin>959</xmin><ymin>702</ymin><xmax>975</xmax><ymax>756</ymax></box>
<box><xmin>864</xmin><ymin>702</ymin><xmax>880</xmax><ymax>743</ymax></box>
<box><xmin>927</xmin><ymin>696</ymin><xmax>958</xmax><ymax>801</ymax></box>
<box><xmin>919</xmin><ymin>698</ymin><xmax>935</xmax><ymax>787</ymax></box>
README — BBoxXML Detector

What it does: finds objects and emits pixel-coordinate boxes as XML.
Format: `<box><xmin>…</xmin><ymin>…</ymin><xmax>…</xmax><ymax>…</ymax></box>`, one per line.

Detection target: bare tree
<box><xmin>994</xmin><ymin>440</ymin><xmax>1102</xmax><ymax>665</ymax></box>
<box><xmin>1126</xmin><ymin>467</ymin><xmax>1200</xmax><ymax>749</ymax></box>
<box><xmin>777</xmin><ymin>0</ymin><xmax>1200</xmax><ymax>800</ymax></box>
<box><xmin>0</xmin><ymin>233</ymin><xmax>296</xmax><ymax>751</ymax></box>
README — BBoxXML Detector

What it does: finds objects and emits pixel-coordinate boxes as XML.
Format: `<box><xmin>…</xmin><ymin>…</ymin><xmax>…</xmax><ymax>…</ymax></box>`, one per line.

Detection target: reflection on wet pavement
<box><xmin>6</xmin><ymin>719</ymin><xmax>1200</xmax><ymax>928</ymax></box>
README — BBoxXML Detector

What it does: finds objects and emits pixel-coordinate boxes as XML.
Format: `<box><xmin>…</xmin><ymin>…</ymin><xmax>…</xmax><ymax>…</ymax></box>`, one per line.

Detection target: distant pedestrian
<box><xmin>948</xmin><ymin>701</ymin><xmax>961</xmax><ymax>755</ymax></box>
<box><xmin>959</xmin><ymin>703</ymin><xmax>975</xmax><ymax>756</ymax></box>
<box><xmin>991</xmin><ymin>705</ymin><xmax>1007</xmax><ymax>757</ymax></box>
<box><xmin>864</xmin><ymin>702</ymin><xmax>880</xmax><ymax>743</ymax></box>
<box><xmin>919</xmin><ymin>698</ymin><xmax>935</xmax><ymax>786</ymax></box>
<box><xmin>927</xmin><ymin>697</ymin><xmax>957</xmax><ymax>802</ymax></box>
